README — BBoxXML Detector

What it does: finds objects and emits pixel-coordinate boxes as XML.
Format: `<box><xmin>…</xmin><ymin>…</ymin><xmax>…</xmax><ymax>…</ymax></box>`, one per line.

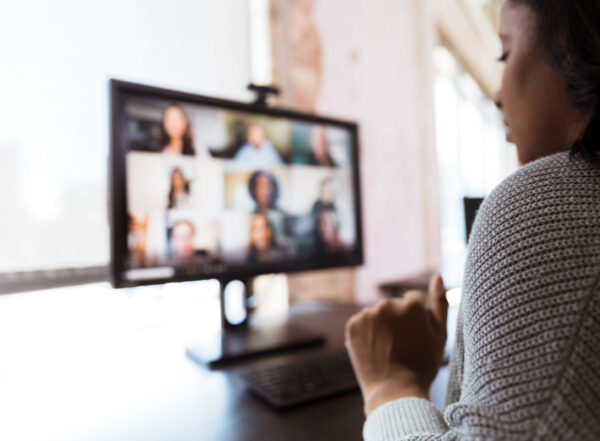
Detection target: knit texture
<box><xmin>364</xmin><ymin>152</ymin><xmax>600</xmax><ymax>440</ymax></box>
<box><xmin>364</xmin><ymin>398</ymin><xmax>447</xmax><ymax>441</ymax></box>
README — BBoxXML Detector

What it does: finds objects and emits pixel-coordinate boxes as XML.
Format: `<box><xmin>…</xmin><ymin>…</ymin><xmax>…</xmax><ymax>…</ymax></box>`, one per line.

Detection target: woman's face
<box><xmin>247</xmin><ymin>125</ymin><xmax>265</xmax><ymax>148</ymax></box>
<box><xmin>255</xmin><ymin>174</ymin><xmax>273</xmax><ymax>207</ymax></box>
<box><xmin>495</xmin><ymin>1</ymin><xmax>586</xmax><ymax>164</ymax></box>
<box><xmin>172</xmin><ymin>170</ymin><xmax>185</xmax><ymax>192</ymax></box>
<box><xmin>250</xmin><ymin>215</ymin><xmax>272</xmax><ymax>251</ymax></box>
<box><xmin>171</xmin><ymin>222</ymin><xmax>195</xmax><ymax>258</ymax></box>
<box><xmin>163</xmin><ymin>106</ymin><xmax>188</xmax><ymax>140</ymax></box>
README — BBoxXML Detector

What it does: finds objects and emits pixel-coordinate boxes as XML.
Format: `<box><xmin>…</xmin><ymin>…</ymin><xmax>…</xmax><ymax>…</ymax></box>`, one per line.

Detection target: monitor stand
<box><xmin>185</xmin><ymin>277</ymin><xmax>325</xmax><ymax>369</ymax></box>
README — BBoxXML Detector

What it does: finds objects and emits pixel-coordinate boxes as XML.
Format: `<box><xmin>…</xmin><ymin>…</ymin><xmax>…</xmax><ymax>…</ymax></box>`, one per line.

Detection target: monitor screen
<box><xmin>110</xmin><ymin>80</ymin><xmax>363</xmax><ymax>287</ymax></box>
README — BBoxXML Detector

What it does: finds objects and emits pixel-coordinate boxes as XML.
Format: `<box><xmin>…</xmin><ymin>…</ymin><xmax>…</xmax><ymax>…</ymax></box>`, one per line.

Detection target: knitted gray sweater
<box><xmin>364</xmin><ymin>152</ymin><xmax>600</xmax><ymax>440</ymax></box>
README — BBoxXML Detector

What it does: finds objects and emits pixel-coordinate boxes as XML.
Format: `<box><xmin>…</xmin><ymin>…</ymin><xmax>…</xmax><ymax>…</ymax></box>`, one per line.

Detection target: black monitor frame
<box><xmin>109</xmin><ymin>79</ymin><xmax>364</xmax><ymax>289</ymax></box>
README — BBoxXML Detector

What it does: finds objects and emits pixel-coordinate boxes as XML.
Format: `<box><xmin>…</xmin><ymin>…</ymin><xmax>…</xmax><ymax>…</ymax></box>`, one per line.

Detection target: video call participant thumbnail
<box><xmin>234</xmin><ymin>124</ymin><xmax>282</xmax><ymax>166</ymax></box>
<box><xmin>161</xmin><ymin>104</ymin><xmax>196</xmax><ymax>156</ymax></box>
<box><xmin>170</xmin><ymin>220</ymin><xmax>196</xmax><ymax>260</ymax></box>
<box><xmin>167</xmin><ymin>168</ymin><xmax>191</xmax><ymax>209</ymax></box>
<box><xmin>312</xmin><ymin>177</ymin><xmax>336</xmax><ymax>217</ymax></box>
<box><xmin>127</xmin><ymin>212</ymin><xmax>149</xmax><ymax>265</ymax></box>
<box><xmin>315</xmin><ymin>207</ymin><xmax>347</xmax><ymax>256</ymax></box>
<box><xmin>307</xmin><ymin>125</ymin><xmax>337</xmax><ymax>167</ymax></box>
<box><xmin>248</xmin><ymin>170</ymin><xmax>280</xmax><ymax>213</ymax></box>
<box><xmin>247</xmin><ymin>213</ymin><xmax>289</xmax><ymax>263</ymax></box>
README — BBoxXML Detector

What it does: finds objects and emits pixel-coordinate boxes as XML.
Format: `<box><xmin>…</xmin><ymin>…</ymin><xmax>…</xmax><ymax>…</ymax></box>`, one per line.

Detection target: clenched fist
<box><xmin>345</xmin><ymin>274</ymin><xmax>448</xmax><ymax>416</ymax></box>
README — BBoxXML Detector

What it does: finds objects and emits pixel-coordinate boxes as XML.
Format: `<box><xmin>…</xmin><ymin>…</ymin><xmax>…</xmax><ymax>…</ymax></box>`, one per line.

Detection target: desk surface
<box><xmin>0</xmin><ymin>286</ymin><xmax>365</xmax><ymax>441</ymax></box>
<box><xmin>0</xmin><ymin>284</ymin><xmax>450</xmax><ymax>441</ymax></box>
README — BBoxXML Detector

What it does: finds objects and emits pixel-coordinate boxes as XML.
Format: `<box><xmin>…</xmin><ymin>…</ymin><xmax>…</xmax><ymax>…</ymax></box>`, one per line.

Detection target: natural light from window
<box><xmin>0</xmin><ymin>0</ymin><xmax>252</xmax><ymax>274</ymax></box>
<box><xmin>433</xmin><ymin>46</ymin><xmax>517</xmax><ymax>270</ymax></box>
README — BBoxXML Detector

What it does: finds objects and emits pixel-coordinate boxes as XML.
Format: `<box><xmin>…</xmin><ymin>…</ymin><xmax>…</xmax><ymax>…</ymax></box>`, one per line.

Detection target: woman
<box><xmin>311</xmin><ymin>177</ymin><xmax>336</xmax><ymax>218</ymax></box>
<box><xmin>315</xmin><ymin>208</ymin><xmax>347</xmax><ymax>256</ymax></box>
<box><xmin>248</xmin><ymin>170</ymin><xmax>280</xmax><ymax>212</ymax></box>
<box><xmin>307</xmin><ymin>125</ymin><xmax>336</xmax><ymax>167</ymax></box>
<box><xmin>247</xmin><ymin>213</ymin><xmax>287</xmax><ymax>263</ymax></box>
<box><xmin>346</xmin><ymin>1</ymin><xmax>600</xmax><ymax>439</ymax></box>
<box><xmin>160</xmin><ymin>104</ymin><xmax>196</xmax><ymax>155</ymax></box>
<box><xmin>167</xmin><ymin>168</ymin><xmax>190</xmax><ymax>209</ymax></box>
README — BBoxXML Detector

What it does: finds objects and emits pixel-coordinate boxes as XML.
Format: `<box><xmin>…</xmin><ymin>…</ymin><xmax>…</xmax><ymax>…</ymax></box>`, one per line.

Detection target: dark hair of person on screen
<box><xmin>167</xmin><ymin>168</ymin><xmax>190</xmax><ymax>209</ymax></box>
<box><xmin>311</xmin><ymin>178</ymin><xmax>336</xmax><ymax>218</ymax></box>
<box><xmin>247</xmin><ymin>213</ymin><xmax>278</xmax><ymax>263</ymax></box>
<box><xmin>159</xmin><ymin>104</ymin><xmax>196</xmax><ymax>156</ymax></box>
<box><xmin>248</xmin><ymin>170</ymin><xmax>280</xmax><ymax>212</ymax></box>
<box><xmin>307</xmin><ymin>125</ymin><xmax>337</xmax><ymax>167</ymax></box>
<box><xmin>314</xmin><ymin>207</ymin><xmax>346</xmax><ymax>257</ymax></box>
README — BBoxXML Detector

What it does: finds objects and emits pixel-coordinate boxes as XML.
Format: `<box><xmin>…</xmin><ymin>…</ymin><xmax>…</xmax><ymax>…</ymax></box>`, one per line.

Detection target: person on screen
<box><xmin>247</xmin><ymin>214</ymin><xmax>287</xmax><ymax>263</ymax></box>
<box><xmin>247</xmin><ymin>170</ymin><xmax>293</xmax><ymax>241</ymax></box>
<box><xmin>248</xmin><ymin>170</ymin><xmax>280</xmax><ymax>213</ymax></box>
<box><xmin>233</xmin><ymin>124</ymin><xmax>282</xmax><ymax>166</ymax></box>
<box><xmin>311</xmin><ymin>177</ymin><xmax>336</xmax><ymax>218</ymax></box>
<box><xmin>306</xmin><ymin>125</ymin><xmax>336</xmax><ymax>167</ymax></box>
<box><xmin>315</xmin><ymin>208</ymin><xmax>346</xmax><ymax>256</ymax></box>
<box><xmin>127</xmin><ymin>213</ymin><xmax>148</xmax><ymax>265</ymax></box>
<box><xmin>160</xmin><ymin>104</ymin><xmax>196</xmax><ymax>155</ymax></box>
<box><xmin>171</xmin><ymin>220</ymin><xmax>196</xmax><ymax>260</ymax></box>
<box><xmin>167</xmin><ymin>168</ymin><xmax>191</xmax><ymax>209</ymax></box>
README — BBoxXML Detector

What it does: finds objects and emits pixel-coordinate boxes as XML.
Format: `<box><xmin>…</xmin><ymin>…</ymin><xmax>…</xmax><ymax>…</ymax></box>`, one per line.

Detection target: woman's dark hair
<box><xmin>168</xmin><ymin>168</ymin><xmax>190</xmax><ymax>209</ymax></box>
<box><xmin>247</xmin><ymin>214</ymin><xmax>276</xmax><ymax>262</ymax></box>
<box><xmin>512</xmin><ymin>0</ymin><xmax>600</xmax><ymax>163</ymax></box>
<box><xmin>248</xmin><ymin>170</ymin><xmax>280</xmax><ymax>209</ymax></box>
<box><xmin>159</xmin><ymin>104</ymin><xmax>196</xmax><ymax>156</ymax></box>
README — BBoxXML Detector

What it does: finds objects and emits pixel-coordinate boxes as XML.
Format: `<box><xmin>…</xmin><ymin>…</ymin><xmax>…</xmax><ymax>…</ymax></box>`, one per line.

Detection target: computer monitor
<box><xmin>109</xmin><ymin>79</ymin><xmax>364</xmax><ymax>365</ymax></box>
<box><xmin>463</xmin><ymin>197</ymin><xmax>484</xmax><ymax>243</ymax></box>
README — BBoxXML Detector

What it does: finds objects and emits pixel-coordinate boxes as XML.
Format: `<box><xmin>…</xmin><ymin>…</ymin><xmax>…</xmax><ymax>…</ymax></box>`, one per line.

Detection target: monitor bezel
<box><xmin>110</xmin><ymin>79</ymin><xmax>364</xmax><ymax>288</ymax></box>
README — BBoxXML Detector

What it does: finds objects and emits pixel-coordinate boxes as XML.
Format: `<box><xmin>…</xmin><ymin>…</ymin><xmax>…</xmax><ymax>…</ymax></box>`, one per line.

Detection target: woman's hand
<box><xmin>345</xmin><ymin>274</ymin><xmax>448</xmax><ymax>416</ymax></box>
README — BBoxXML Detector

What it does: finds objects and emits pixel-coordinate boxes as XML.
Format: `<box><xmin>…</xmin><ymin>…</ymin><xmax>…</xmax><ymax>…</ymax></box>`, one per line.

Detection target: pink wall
<box><xmin>313</xmin><ymin>0</ymin><xmax>442</xmax><ymax>303</ymax></box>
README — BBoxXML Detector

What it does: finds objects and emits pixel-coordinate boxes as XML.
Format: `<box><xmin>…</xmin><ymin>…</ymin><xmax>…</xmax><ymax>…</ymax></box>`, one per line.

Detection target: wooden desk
<box><xmin>0</xmin><ymin>290</ymin><xmax>365</xmax><ymax>441</ymax></box>
<box><xmin>0</xmin><ymin>285</ymin><xmax>450</xmax><ymax>441</ymax></box>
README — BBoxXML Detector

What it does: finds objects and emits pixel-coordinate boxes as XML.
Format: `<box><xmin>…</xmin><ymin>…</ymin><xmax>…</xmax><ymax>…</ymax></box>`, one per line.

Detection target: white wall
<box><xmin>0</xmin><ymin>0</ymin><xmax>252</xmax><ymax>272</ymax></box>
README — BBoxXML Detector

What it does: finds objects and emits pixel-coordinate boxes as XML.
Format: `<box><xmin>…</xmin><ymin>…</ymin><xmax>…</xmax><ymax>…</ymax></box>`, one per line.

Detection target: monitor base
<box><xmin>186</xmin><ymin>322</ymin><xmax>325</xmax><ymax>369</ymax></box>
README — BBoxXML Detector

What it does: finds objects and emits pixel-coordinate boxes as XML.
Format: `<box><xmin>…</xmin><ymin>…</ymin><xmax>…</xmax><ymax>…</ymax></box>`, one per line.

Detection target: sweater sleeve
<box><xmin>363</xmin><ymin>154</ymin><xmax>600</xmax><ymax>441</ymax></box>
<box><xmin>363</xmin><ymin>398</ymin><xmax>448</xmax><ymax>441</ymax></box>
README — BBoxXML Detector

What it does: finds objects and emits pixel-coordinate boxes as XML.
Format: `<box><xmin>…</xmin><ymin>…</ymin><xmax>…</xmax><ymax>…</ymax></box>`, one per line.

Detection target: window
<box><xmin>0</xmin><ymin>0</ymin><xmax>253</xmax><ymax>279</ymax></box>
<box><xmin>433</xmin><ymin>46</ymin><xmax>517</xmax><ymax>268</ymax></box>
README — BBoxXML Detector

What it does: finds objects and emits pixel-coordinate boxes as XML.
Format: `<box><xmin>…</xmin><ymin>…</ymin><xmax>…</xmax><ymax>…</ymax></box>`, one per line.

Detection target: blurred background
<box><xmin>0</xmin><ymin>0</ymin><xmax>516</xmax><ymax>302</ymax></box>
